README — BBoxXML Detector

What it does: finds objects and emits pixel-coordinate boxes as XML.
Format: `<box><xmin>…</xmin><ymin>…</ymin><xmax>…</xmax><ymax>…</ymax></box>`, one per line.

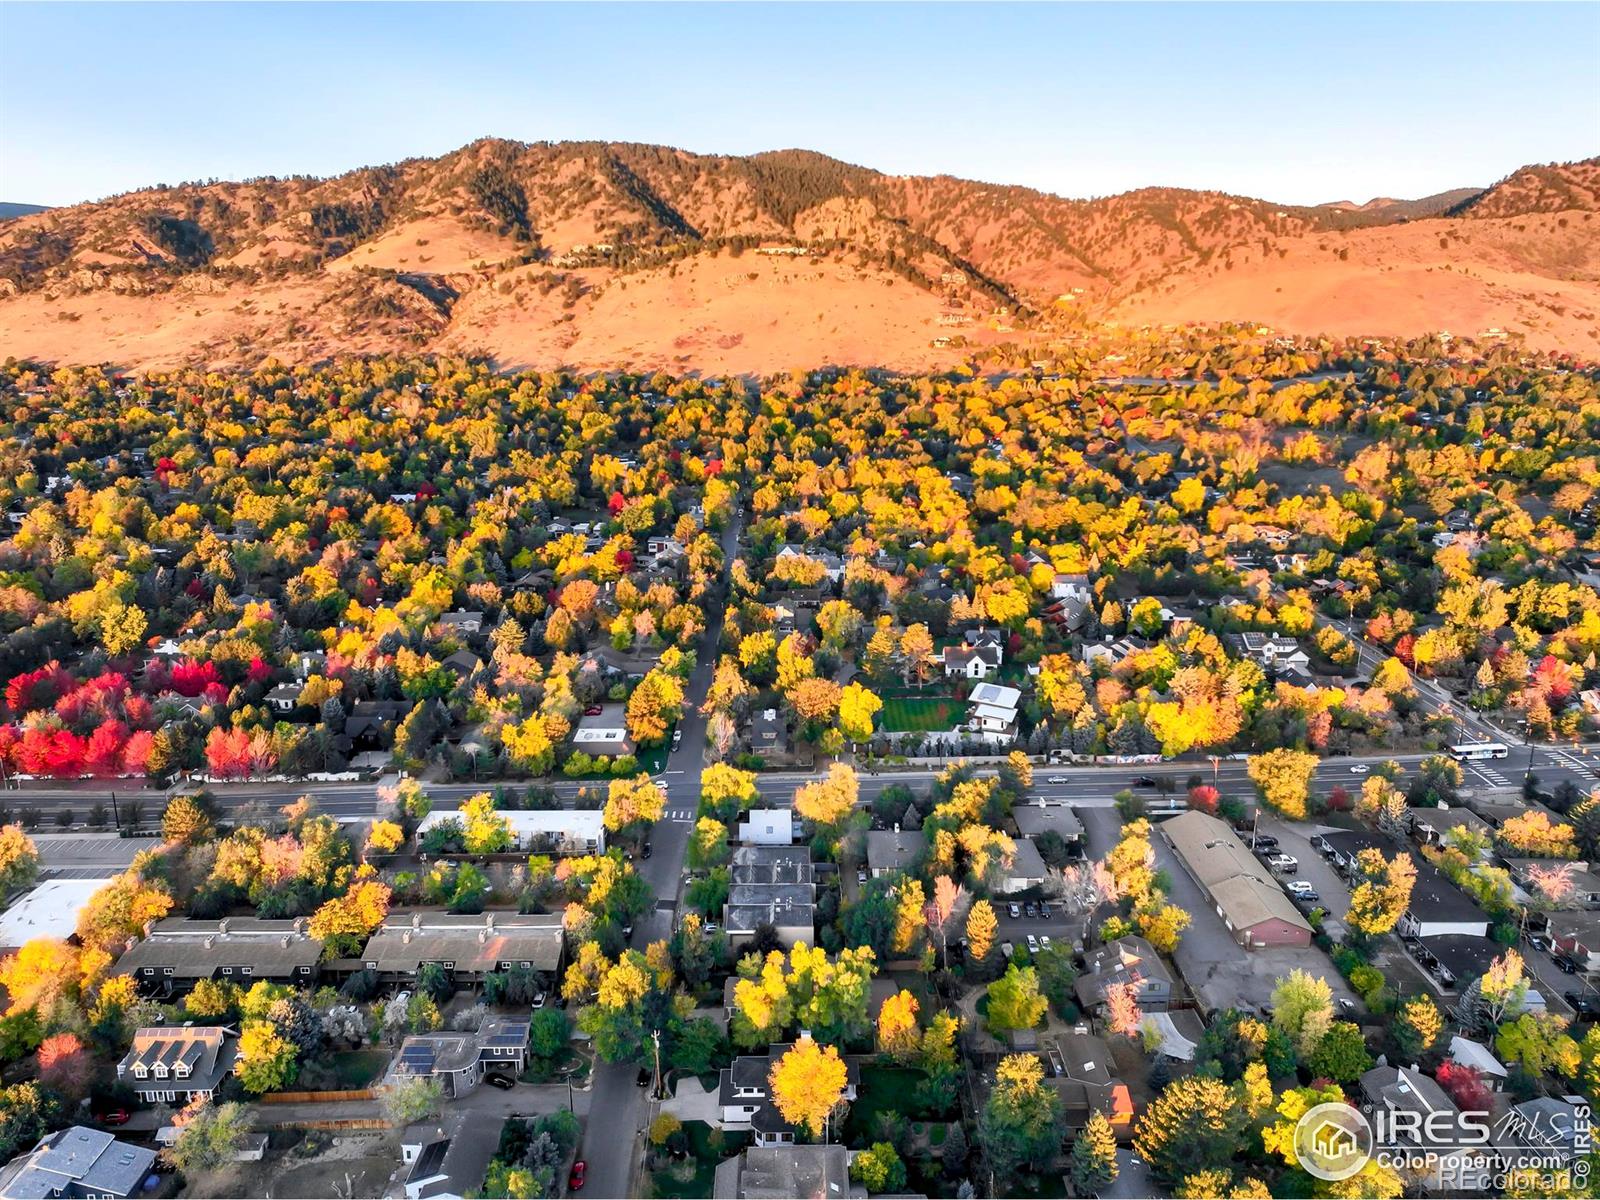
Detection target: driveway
<box><xmin>661</xmin><ymin>1076</ymin><xmax>721</xmax><ymax>1125</ymax></box>
<box><xmin>1257</xmin><ymin>813</ymin><xmax>1354</xmax><ymax>941</ymax></box>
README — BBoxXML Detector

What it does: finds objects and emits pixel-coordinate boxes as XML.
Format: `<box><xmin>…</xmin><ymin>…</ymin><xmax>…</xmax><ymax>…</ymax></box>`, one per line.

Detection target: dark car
<box><xmin>641</xmin><ymin>841</ymin><xmax>652</xmax><ymax>859</ymax></box>
<box><xmin>637</xmin><ymin>1067</ymin><xmax>653</xmax><ymax>1088</ymax></box>
<box><xmin>1566</xmin><ymin>992</ymin><xmax>1600</xmax><ymax>1018</ymax></box>
<box><xmin>485</xmin><ymin>1072</ymin><xmax>516</xmax><ymax>1090</ymax></box>
<box><xmin>1133</xmin><ymin>775</ymin><xmax>1158</xmax><ymax>787</ymax></box>
<box><xmin>1554</xmin><ymin>953</ymin><xmax>1582</xmax><ymax>974</ymax></box>
<box><xmin>569</xmin><ymin>1161</ymin><xmax>587</xmax><ymax>1191</ymax></box>
<box><xmin>1038</xmin><ymin>904</ymin><xmax>1053</xmax><ymax>919</ymax></box>
<box><xmin>1250</xmin><ymin>834</ymin><xmax>1280</xmax><ymax>850</ymax></box>
<box><xmin>1023</xmin><ymin>903</ymin><xmax>1038</xmax><ymax>918</ymax></box>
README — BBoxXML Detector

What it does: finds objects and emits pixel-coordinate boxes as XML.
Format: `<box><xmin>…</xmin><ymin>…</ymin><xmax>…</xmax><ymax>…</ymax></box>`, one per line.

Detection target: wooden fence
<box><xmin>259</xmin><ymin>1087</ymin><xmax>376</xmax><ymax>1104</ymax></box>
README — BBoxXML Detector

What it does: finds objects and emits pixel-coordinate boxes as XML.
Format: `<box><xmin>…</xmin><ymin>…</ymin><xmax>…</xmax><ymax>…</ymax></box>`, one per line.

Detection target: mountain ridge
<box><xmin>1</xmin><ymin>140</ymin><xmax>1595</xmax><ymax>373</ymax></box>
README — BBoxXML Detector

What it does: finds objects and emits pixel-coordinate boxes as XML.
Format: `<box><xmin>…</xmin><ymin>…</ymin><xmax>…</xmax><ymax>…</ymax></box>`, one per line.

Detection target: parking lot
<box><xmin>1078</xmin><ymin>807</ymin><xmax>1362</xmax><ymax>1016</ymax></box>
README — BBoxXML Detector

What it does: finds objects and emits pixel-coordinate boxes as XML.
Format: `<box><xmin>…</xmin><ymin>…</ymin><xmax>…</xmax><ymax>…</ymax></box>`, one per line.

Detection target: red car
<box><xmin>583</xmin><ymin>706</ymin><xmax>603</xmax><ymax>717</ymax></box>
<box><xmin>98</xmin><ymin>1109</ymin><xmax>131</xmax><ymax>1126</ymax></box>
<box><xmin>568</xmin><ymin>1160</ymin><xmax>586</xmax><ymax>1191</ymax></box>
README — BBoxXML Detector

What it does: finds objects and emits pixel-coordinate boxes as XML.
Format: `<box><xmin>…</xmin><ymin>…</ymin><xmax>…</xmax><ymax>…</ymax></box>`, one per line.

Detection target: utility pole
<box><xmin>111</xmin><ymin>790</ymin><xmax>120</xmax><ymax>831</ymax></box>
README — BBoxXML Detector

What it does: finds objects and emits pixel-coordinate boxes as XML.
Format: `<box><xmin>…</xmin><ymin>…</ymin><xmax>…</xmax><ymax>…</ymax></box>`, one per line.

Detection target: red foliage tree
<box><xmin>84</xmin><ymin>720</ymin><xmax>129</xmax><ymax>777</ymax></box>
<box><xmin>170</xmin><ymin>661</ymin><xmax>222</xmax><ymax>698</ymax></box>
<box><xmin>38</xmin><ymin>1033</ymin><xmax>92</xmax><ymax>1097</ymax></box>
<box><xmin>247</xmin><ymin>657</ymin><xmax>273</xmax><ymax>685</ymax></box>
<box><xmin>120</xmin><ymin>729</ymin><xmax>156</xmax><ymax>776</ymax></box>
<box><xmin>1188</xmin><ymin>785</ymin><xmax>1220</xmax><ymax>814</ymax></box>
<box><xmin>205</xmin><ymin>726</ymin><xmax>254</xmax><ymax>779</ymax></box>
<box><xmin>1436</xmin><ymin>1060</ymin><xmax>1492</xmax><ymax>1113</ymax></box>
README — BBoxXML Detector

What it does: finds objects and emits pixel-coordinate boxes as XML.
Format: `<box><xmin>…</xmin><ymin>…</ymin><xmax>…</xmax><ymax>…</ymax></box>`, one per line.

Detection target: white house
<box><xmin>737</xmin><ymin>810</ymin><xmax>797</xmax><ymax>846</ymax></box>
<box><xmin>964</xmin><ymin>682</ymin><xmax>1021</xmax><ymax>741</ymax></box>
<box><xmin>942</xmin><ymin>644</ymin><xmax>1000</xmax><ymax>679</ymax></box>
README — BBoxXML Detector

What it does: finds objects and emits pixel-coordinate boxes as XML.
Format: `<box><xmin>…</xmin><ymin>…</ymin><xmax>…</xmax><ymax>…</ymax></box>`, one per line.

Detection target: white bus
<box><xmin>1448</xmin><ymin>742</ymin><xmax>1510</xmax><ymax>762</ymax></box>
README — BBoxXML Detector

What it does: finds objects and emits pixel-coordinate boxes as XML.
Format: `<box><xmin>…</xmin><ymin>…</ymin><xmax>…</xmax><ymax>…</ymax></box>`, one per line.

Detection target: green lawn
<box><xmin>646</xmin><ymin>1122</ymin><xmax>746</xmax><ymax>1200</ymax></box>
<box><xmin>327</xmin><ymin>1049</ymin><xmax>390</xmax><ymax>1088</ymax></box>
<box><xmin>880</xmin><ymin>696</ymin><xmax>958</xmax><ymax>733</ymax></box>
<box><xmin>842</xmin><ymin>1064</ymin><xmax>957</xmax><ymax>1148</ymax></box>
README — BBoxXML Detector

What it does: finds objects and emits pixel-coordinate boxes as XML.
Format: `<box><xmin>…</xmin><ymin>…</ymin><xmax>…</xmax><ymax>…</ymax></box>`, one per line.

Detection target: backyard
<box><xmin>645</xmin><ymin>1121</ymin><xmax>748</xmax><ymax>1199</ymax></box>
<box><xmin>880</xmin><ymin>696</ymin><xmax>958</xmax><ymax>733</ymax></box>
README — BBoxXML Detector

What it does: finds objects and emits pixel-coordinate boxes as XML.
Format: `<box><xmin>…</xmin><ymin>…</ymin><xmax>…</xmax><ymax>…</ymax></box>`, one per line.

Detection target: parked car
<box><xmin>569</xmin><ymin>1161</ymin><xmax>587</xmax><ymax>1191</ymax></box>
<box><xmin>1023</xmin><ymin>903</ymin><xmax>1038</xmax><ymax>918</ymax></box>
<box><xmin>96</xmin><ymin>1109</ymin><xmax>131</xmax><ymax>1127</ymax></box>
<box><xmin>1025</xmin><ymin>934</ymin><xmax>1040</xmax><ymax>953</ymax></box>
<box><xmin>1554</xmin><ymin>953</ymin><xmax>1582</xmax><ymax>974</ymax></box>
<box><xmin>673</xmin><ymin>729</ymin><xmax>683</xmax><ymax>749</ymax></box>
<box><xmin>485</xmin><ymin>1073</ymin><xmax>516</xmax><ymax>1090</ymax></box>
<box><xmin>1567</xmin><ymin>992</ymin><xmax>1600</xmax><ymax>1018</ymax></box>
<box><xmin>857</xmin><ymin>870</ymin><xmax>869</xmax><ymax>885</ymax></box>
<box><xmin>1311</xmin><ymin>835</ymin><xmax>1334</xmax><ymax>856</ymax></box>
<box><xmin>1000</xmin><ymin>940</ymin><xmax>1014</xmax><ymax>959</ymax></box>
<box><xmin>637</xmin><ymin>1067</ymin><xmax>653</xmax><ymax>1088</ymax></box>
<box><xmin>1047</xmin><ymin>775</ymin><xmax>1069</xmax><ymax>784</ymax></box>
<box><xmin>1266</xmin><ymin>853</ymin><xmax>1299</xmax><ymax>875</ymax></box>
<box><xmin>583</xmin><ymin>706</ymin><xmax>603</xmax><ymax>717</ymax></box>
<box><xmin>1039</xmin><ymin>935</ymin><xmax>1052</xmax><ymax>950</ymax></box>
<box><xmin>1285</xmin><ymin>882</ymin><xmax>1319</xmax><ymax>902</ymax></box>
<box><xmin>1250</xmin><ymin>834</ymin><xmax>1280</xmax><ymax>850</ymax></box>
<box><xmin>1008</xmin><ymin>903</ymin><xmax>1021</xmax><ymax>918</ymax></box>
<box><xmin>1526</xmin><ymin>933</ymin><xmax>1553</xmax><ymax>953</ymax></box>
<box><xmin>532</xmin><ymin>991</ymin><xmax>547</xmax><ymax>1009</ymax></box>
<box><xmin>1038</xmin><ymin>904</ymin><xmax>1053</xmax><ymax>919</ymax></box>
<box><xmin>641</xmin><ymin>841</ymin><xmax>652</xmax><ymax>859</ymax></box>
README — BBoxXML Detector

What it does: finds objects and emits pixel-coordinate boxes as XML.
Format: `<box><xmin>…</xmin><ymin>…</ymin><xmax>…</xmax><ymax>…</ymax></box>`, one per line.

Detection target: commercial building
<box><xmin>1162</xmin><ymin>810</ymin><xmax>1312</xmax><ymax>948</ymax></box>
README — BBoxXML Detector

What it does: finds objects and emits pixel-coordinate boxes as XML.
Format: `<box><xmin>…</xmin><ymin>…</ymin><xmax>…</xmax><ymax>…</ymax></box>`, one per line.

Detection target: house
<box><xmin>397</xmin><ymin>1112</ymin><xmax>504</xmax><ymax>1200</ymax></box>
<box><xmin>441</xmin><ymin>649</ymin><xmax>483</xmax><ymax>679</ymax></box>
<box><xmin>738</xmin><ymin>810</ymin><xmax>798</xmax><ymax>846</ymax></box>
<box><xmin>1080</xmin><ymin>638</ymin><xmax>1139</xmax><ymax>667</ymax></box>
<box><xmin>1050</xmin><ymin>572</ymin><xmax>1093</xmax><ymax>603</ymax></box>
<box><xmin>265</xmin><ymin>682</ymin><xmax>302</xmax><ymax>714</ymax></box>
<box><xmin>0</xmin><ymin>877</ymin><xmax>118</xmax><ymax>952</ymax></box>
<box><xmin>359</xmin><ymin>912</ymin><xmax>565</xmax><ymax>983</ymax></box>
<box><xmin>439</xmin><ymin>611</ymin><xmax>485</xmax><ymax>635</ymax></box>
<box><xmin>114</xmin><ymin>917</ymin><xmax>324</xmax><ymax>990</ymax></box>
<box><xmin>1162</xmin><ymin>810</ymin><xmax>1312</xmax><ymax>948</ymax></box>
<box><xmin>749</xmin><ymin>709</ymin><xmax>790</xmax><ymax>764</ymax></box>
<box><xmin>775</xmin><ymin>544</ymin><xmax>845</xmax><ymax>584</ymax></box>
<box><xmin>963</xmin><ymin>628</ymin><xmax>1006</xmax><ymax>659</ymax></box>
<box><xmin>1546</xmin><ymin>910</ymin><xmax>1600</xmax><ymax>971</ymax></box>
<box><xmin>1012</xmin><ymin>804</ymin><xmax>1085</xmax><ymax>856</ymax></box>
<box><xmin>1447</xmin><ymin>1036</ymin><xmax>1509</xmax><ymax>1090</ymax></box>
<box><xmin>387</xmin><ymin>1016</ymin><xmax>531</xmax><ymax>1098</ymax></box>
<box><xmin>964</xmin><ymin>682</ymin><xmax>1022</xmax><ymax>742</ymax></box>
<box><xmin>1050</xmin><ymin>1032</ymin><xmax>1135</xmax><ymax>1134</ymax></box>
<box><xmin>1502</xmin><ymin>1096</ymin><xmax>1589</xmax><ymax>1157</ymax></box>
<box><xmin>0</xmin><ymin>1127</ymin><xmax>156</xmax><ymax>1200</ymax></box>
<box><xmin>1505</xmin><ymin>859</ymin><xmax>1600</xmax><ymax>909</ymax></box>
<box><xmin>414</xmin><ymin>808</ymin><xmax>605</xmax><ymax>856</ymax></box>
<box><xmin>1359</xmin><ymin>1065</ymin><xmax>1462</xmax><ymax>1143</ymax></box>
<box><xmin>1075</xmin><ymin>936</ymin><xmax>1173</xmax><ymax>1012</ymax></box>
<box><xmin>1318</xmin><ymin>830</ymin><xmax>1402</xmax><ymax>876</ymax></box>
<box><xmin>1227</xmin><ymin>632</ymin><xmax>1311</xmax><ymax>675</ymax></box>
<box><xmin>1415</xmin><ymin>934</ymin><xmax>1503</xmax><ymax>990</ymax></box>
<box><xmin>718</xmin><ymin>1045</ymin><xmax>860</xmax><ymax>1147</ymax></box>
<box><xmin>1411</xmin><ymin>808</ymin><xmax>1494</xmax><ymax>850</ymax></box>
<box><xmin>117</xmin><ymin>1027</ymin><xmax>237</xmax><ymax>1104</ymax></box>
<box><xmin>725</xmin><ymin>847</ymin><xmax>816</xmax><ymax>950</ymax></box>
<box><xmin>997</xmin><ymin>837</ymin><xmax>1050</xmax><ymax>894</ymax></box>
<box><xmin>344</xmin><ymin>700</ymin><xmax>412</xmax><ymax>748</ymax></box>
<box><xmin>711</xmin><ymin>1144</ymin><xmax>856</xmax><ymax>1200</ymax></box>
<box><xmin>941</xmin><ymin>644</ymin><xmax>1000</xmax><ymax>679</ymax></box>
<box><xmin>1397</xmin><ymin>863</ymin><xmax>1491</xmax><ymax>939</ymax></box>
<box><xmin>572</xmin><ymin>704</ymin><xmax>634</xmax><ymax>756</ymax></box>
<box><xmin>864</xmin><ymin>830</ymin><xmax>925</xmax><ymax>878</ymax></box>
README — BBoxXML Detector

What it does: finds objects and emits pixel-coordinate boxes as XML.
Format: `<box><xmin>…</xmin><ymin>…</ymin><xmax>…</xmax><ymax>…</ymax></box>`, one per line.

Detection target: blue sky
<box><xmin>3</xmin><ymin>2</ymin><xmax>1596</xmax><ymax>207</ymax></box>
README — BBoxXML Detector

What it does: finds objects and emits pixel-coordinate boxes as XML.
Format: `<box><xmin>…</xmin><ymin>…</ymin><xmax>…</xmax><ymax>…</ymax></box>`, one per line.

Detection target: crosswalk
<box><xmin>1550</xmin><ymin>750</ymin><xmax>1600</xmax><ymax>783</ymax></box>
<box><xmin>1471</xmin><ymin>765</ymin><xmax>1513</xmax><ymax>788</ymax></box>
<box><xmin>663</xmin><ymin>809</ymin><xmax>694</xmax><ymax>822</ymax></box>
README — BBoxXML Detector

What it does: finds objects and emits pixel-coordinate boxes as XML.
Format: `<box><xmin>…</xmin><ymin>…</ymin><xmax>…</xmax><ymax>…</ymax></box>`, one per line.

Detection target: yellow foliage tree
<box><xmin>604</xmin><ymin>775</ymin><xmax>667</xmax><ymax>833</ymax></box>
<box><xmin>1248</xmin><ymin>748</ymin><xmax>1320</xmax><ymax>820</ymax></box>
<box><xmin>966</xmin><ymin>899</ymin><xmax>997</xmax><ymax>962</ymax></box>
<box><xmin>768</xmin><ymin>1035</ymin><xmax>849</xmax><ymax>1140</ymax></box>
<box><xmin>876</xmin><ymin>989</ymin><xmax>921</xmax><ymax>1061</ymax></box>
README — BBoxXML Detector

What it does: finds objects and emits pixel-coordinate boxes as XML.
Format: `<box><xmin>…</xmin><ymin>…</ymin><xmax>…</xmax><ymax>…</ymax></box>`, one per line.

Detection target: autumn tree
<box><xmin>235</xmin><ymin>1020</ymin><xmax>299</xmax><ymax>1093</ymax></box>
<box><xmin>1395</xmin><ymin>994</ymin><xmax>1444</xmax><ymax>1057</ymax></box>
<box><xmin>965</xmin><ymin>898</ymin><xmax>998</xmax><ymax>965</ymax></box>
<box><xmin>892</xmin><ymin>879</ymin><xmax>926</xmax><ymax>956</ymax></box>
<box><xmin>1271</xmin><ymin>969</ymin><xmax>1335</xmax><ymax>1059</ymax></box>
<box><xmin>1069</xmin><ymin>1111</ymin><xmax>1119</xmax><ymax>1196</ymax></box>
<box><xmin>168</xmin><ymin>1100</ymin><xmax>257</xmax><ymax>1175</ymax></box>
<box><xmin>604</xmin><ymin>775</ymin><xmax>667</xmax><ymax>834</ymax></box>
<box><xmin>1133</xmin><ymin>1076</ymin><xmax>1243</xmax><ymax>1182</ymax></box>
<box><xmin>626</xmin><ymin>670</ymin><xmax>684</xmax><ymax>746</ymax></box>
<box><xmin>1346</xmin><ymin>848</ymin><xmax>1417</xmax><ymax>942</ymax></box>
<box><xmin>0</xmin><ymin>827</ymin><xmax>39</xmax><ymax>895</ymax></box>
<box><xmin>977</xmin><ymin>1053</ymin><xmax>1063</xmax><ymax>1186</ymax></box>
<box><xmin>793</xmin><ymin>763</ymin><xmax>859</xmax><ymax>831</ymax></box>
<box><xmin>837</xmin><ymin>682</ymin><xmax>883</xmax><ymax>743</ymax></box>
<box><xmin>37</xmin><ymin>1033</ymin><xmax>91</xmax><ymax>1098</ymax></box>
<box><xmin>307</xmin><ymin>877</ymin><xmax>392</xmax><ymax>957</ymax></box>
<box><xmin>876</xmin><ymin>989</ymin><xmax>920</xmax><ymax>1061</ymax></box>
<box><xmin>1248</xmin><ymin>749</ymin><xmax>1319</xmax><ymax>820</ymax></box>
<box><xmin>985</xmin><ymin>964</ymin><xmax>1048</xmax><ymax>1035</ymax></box>
<box><xmin>768</xmin><ymin>1035</ymin><xmax>849</xmax><ymax>1140</ymax></box>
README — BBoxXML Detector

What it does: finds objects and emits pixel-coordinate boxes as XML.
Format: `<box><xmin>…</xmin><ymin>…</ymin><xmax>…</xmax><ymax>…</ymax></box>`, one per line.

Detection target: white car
<box><xmin>1039</xmin><ymin>935</ymin><xmax>1052</xmax><ymax>950</ymax></box>
<box><xmin>1349</xmin><ymin>764</ymin><xmax>1370</xmax><ymax>775</ymax></box>
<box><xmin>1047</xmin><ymin>775</ymin><xmax>1069</xmax><ymax>784</ymax></box>
<box><xmin>1285</xmin><ymin>880</ymin><xmax>1315</xmax><ymax>896</ymax></box>
<box><xmin>673</xmin><ymin>729</ymin><xmax>683</xmax><ymax>749</ymax></box>
<box><xmin>1025</xmin><ymin>934</ymin><xmax>1040</xmax><ymax>953</ymax></box>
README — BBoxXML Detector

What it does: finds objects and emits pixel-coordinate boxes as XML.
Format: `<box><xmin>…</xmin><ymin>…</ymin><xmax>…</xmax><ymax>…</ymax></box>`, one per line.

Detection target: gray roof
<box><xmin>730</xmin><ymin>845</ymin><xmax>814</xmax><ymax>886</ymax></box>
<box><xmin>865</xmin><ymin>830</ymin><xmax>925</xmax><ymax>875</ymax></box>
<box><xmin>361</xmin><ymin>911</ymin><xmax>564</xmax><ymax>975</ymax></box>
<box><xmin>713</xmin><ymin>1144</ymin><xmax>853</xmax><ymax>1200</ymax></box>
<box><xmin>0</xmin><ymin>1127</ymin><xmax>156</xmax><ymax>1199</ymax></box>
<box><xmin>117</xmin><ymin>1027</ymin><xmax>236</xmax><ymax>1095</ymax></box>
<box><xmin>1007</xmin><ymin>837</ymin><xmax>1049</xmax><ymax>882</ymax></box>
<box><xmin>1012</xmin><ymin>804</ymin><xmax>1084</xmax><ymax>839</ymax></box>
<box><xmin>390</xmin><ymin>1017</ymin><xmax>530</xmax><ymax>1081</ymax></box>
<box><xmin>114</xmin><ymin>917</ymin><xmax>323</xmax><ymax>979</ymax></box>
